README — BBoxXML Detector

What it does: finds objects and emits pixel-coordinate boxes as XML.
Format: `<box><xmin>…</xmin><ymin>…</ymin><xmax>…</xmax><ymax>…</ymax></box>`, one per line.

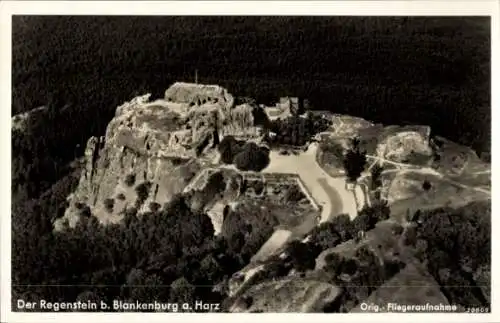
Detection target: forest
<box><xmin>12</xmin><ymin>190</ymin><xmax>283</xmax><ymax>311</ymax></box>
<box><xmin>13</xmin><ymin>16</ymin><xmax>490</xmax><ymax>152</ymax></box>
<box><xmin>10</xmin><ymin>16</ymin><xmax>491</xmax><ymax>312</ymax></box>
<box><xmin>264</xmin><ymin>113</ymin><xmax>331</xmax><ymax>147</ymax></box>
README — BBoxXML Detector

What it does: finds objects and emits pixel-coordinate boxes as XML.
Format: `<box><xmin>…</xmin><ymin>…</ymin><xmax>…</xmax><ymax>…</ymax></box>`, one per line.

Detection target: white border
<box><xmin>1</xmin><ymin>1</ymin><xmax>498</xmax><ymax>323</ymax></box>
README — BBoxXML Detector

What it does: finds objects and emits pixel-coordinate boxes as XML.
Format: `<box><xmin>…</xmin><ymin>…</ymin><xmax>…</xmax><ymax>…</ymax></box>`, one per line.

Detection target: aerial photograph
<box><xmin>10</xmin><ymin>15</ymin><xmax>491</xmax><ymax>313</ymax></box>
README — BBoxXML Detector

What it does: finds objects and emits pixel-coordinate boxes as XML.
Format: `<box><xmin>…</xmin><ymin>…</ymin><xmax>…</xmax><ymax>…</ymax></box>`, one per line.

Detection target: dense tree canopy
<box><xmin>232</xmin><ymin>142</ymin><xmax>270</xmax><ymax>172</ymax></box>
<box><xmin>410</xmin><ymin>201</ymin><xmax>491</xmax><ymax>308</ymax></box>
<box><xmin>265</xmin><ymin>114</ymin><xmax>331</xmax><ymax>147</ymax></box>
<box><xmin>11</xmin><ymin>189</ymin><xmax>249</xmax><ymax>311</ymax></box>
<box><xmin>343</xmin><ymin>138</ymin><xmax>367</xmax><ymax>183</ymax></box>
<box><xmin>218</xmin><ymin>136</ymin><xmax>244</xmax><ymax>164</ymax></box>
<box><xmin>217</xmin><ymin>137</ymin><xmax>270</xmax><ymax>172</ymax></box>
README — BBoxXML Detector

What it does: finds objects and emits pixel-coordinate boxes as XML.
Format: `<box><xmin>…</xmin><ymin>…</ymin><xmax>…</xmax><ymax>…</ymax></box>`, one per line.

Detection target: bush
<box><xmin>135</xmin><ymin>181</ymin><xmax>152</xmax><ymax>204</ymax></box>
<box><xmin>233</xmin><ymin>142</ymin><xmax>270</xmax><ymax>172</ymax></box>
<box><xmin>221</xmin><ymin>201</ymin><xmax>278</xmax><ymax>256</ymax></box>
<box><xmin>103</xmin><ymin>198</ymin><xmax>114</xmax><ymax>213</ymax></box>
<box><xmin>339</xmin><ymin>258</ymin><xmax>359</xmax><ymax>276</ymax></box>
<box><xmin>309</xmin><ymin>222</ymin><xmax>342</xmax><ymax>251</ymax></box>
<box><xmin>284</xmin><ymin>185</ymin><xmax>305</xmax><ymax>203</ymax></box>
<box><xmin>116</xmin><ymin>193</ymin><xmax>126</xmax><ymax>201</ymax></box>
<box><xmin>74</xmin><ymin>202</ymin><xmax>85</xmax><ymax>209</ymax></box>
<box><xmin>422</xmin><ymin>180</ymin><xmax>432</xmax><ymax>191</ymax></box>
<box><xmin>324</xmin><ymin>252</ymin><xmax>343</xmax><ymax>274</ymax></box>
<box><xmin>343</xmin><ymin>138</ymin><xmax>367</xmax><ymax>183</ymax></box>
<box><xmin>286</xmin><ymin>241</ymin><xmax>318</xmax><ymax>272</ymax></box>
<box><xmin>205</xmin><ymin>171</ymin><xmax>226</xmax><ymax>194</ymax></box>
<box><xmin>253</xmin><ymin>181</ymin><xmax>265</xmax><ymax>195</ymax></box>
<box><xmin>330</xmin><ymin>214</ymin><xmax>354</xmax><ymax>241</ymax></box>
<box><xmin>124</xmin><ymin>206</ymin><xmax>138</xmax><ymax>217</ymax></box>
<box><xmin>350</xmin><ymin>213</ymin><xmax>372</xmax><ymax>236</ymax></box>
<box><xmin>124</xmin><ymin>174</ymin><xmax>136</xmax><ymax>187</ymax></box>
<box><xmin>218</xmin><ymin>136</ymin><xmax>243</xmax><ymax>164</ymax></box>
<box><xmin>149</xmin><ymin>202</ymin><xmax>161</xmax><ymax>213</ymax></box>
<box><xmin>370</xmin><ymin>164</ymin><xmax>383</xmax><ymax>190</ymax></box>
<box><xmin>79</xmin><ymin>205</ymin><xmax>91</xmax><ymax>218</ymax></box>
<box><xmin>266</xmin><ymin>114</ymin><xmax>331</xmax><ymax>147</ymax></box>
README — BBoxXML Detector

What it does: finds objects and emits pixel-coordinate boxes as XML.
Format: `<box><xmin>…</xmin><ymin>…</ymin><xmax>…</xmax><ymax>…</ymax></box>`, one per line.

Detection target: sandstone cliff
<box><xmin>55</xmin><ymin>83</ymin><xmax>262</xmax><ymax>229</ymax></box>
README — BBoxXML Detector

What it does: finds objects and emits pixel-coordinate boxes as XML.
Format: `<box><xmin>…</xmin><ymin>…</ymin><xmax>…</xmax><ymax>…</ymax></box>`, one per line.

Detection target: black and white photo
<box><xmin>1</xmin><ymin>1</ymin><xmax>498</xmax><ymax>321</ymax></box>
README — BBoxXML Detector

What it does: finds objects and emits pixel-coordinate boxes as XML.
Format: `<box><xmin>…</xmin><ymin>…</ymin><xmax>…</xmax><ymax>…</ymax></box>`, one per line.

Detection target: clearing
<box><xmin>263</xmin><ymin>143</ymin><xmax>363</xmax><ymax>222</ymax></box>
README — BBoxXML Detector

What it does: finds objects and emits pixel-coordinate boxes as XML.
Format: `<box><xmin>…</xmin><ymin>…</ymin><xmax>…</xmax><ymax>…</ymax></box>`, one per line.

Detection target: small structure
<box><xmin>277</xmin><ymin>97</ymin><xmax>300</xmax><ymax>115</ymax></box>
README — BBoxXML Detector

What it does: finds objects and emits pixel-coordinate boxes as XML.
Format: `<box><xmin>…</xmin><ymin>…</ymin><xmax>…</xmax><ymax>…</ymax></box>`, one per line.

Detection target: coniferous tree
<box><xmin>343</xmin><ymin>137</ymin><xmax>367</xmax><ymax>184</ymax></box>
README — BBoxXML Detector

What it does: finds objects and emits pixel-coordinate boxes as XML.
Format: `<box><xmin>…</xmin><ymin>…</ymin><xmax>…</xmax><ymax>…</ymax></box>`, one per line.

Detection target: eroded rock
<box><xmin>56</xmin><ymin>82</ymin><xmax>262</xmax><ymax>228</ymax></box>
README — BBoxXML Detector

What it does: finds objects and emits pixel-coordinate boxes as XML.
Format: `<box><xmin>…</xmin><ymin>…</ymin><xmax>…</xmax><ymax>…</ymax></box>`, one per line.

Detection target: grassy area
<box><xmin>389</xmin><ymin>174</ymin><xmax>490</xmax><ymax>223</ymax></box>
<box><xmin>350</xmin><ymin>263</ymin><xmax>449</xmax><ymax>312</ymax></box>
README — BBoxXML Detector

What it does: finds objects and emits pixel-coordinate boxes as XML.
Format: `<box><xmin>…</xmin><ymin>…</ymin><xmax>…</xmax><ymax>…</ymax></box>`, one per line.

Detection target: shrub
<box><xmin>422</xmin><ymin>180</ymin><xmax>432</xmax><ymax>191</ymax></box>
<box><xmin>79</xmin><ymin>205</ymin><xmax>91</xmax><ymax>218</ymax></box>
<box><xmin>103</xmin><ymin>198</ymin><xmax>114</xmax><ymax>213</ymax></box>
<box><xmin>74</xmin><ymin>202</ymin><xmax>85</xmax><ymax>209</ymax></box>
<box><xmin>124</xmin><ymin>206</ymin><xmax>138</xmax><ymax>218</ymax></box>
<box><xmin>135</xmin><ymin>181</ymin><xmax>152</xmax><ymax>204</ymax></box>
<box><xmin>330</xmin><ymin>214</ymin><xmax>354</xmax><ymax>241</ymax></box>
<box><xmin>370</xmin><ymin>164</ymin><xmax>383</xmax><ymax>190</ymax></box>
<box><xmin>124</xmin><ymin>174</ymin><xmax>136</xmax><ymax>187</ymax></box>
<box><xmin>149</xmin><ymin>202</ymin><xmax>161</xmax><ymax>213</ymax></box>
<box><xmin>253</xmin><ymin>181</ymin><xmax>265</xmax><ymax>195</ymax></box>
<box><xmin>233</xmin><ymin>142</ymin><xmax>270</xmax><ymax>172</ymax></box>
<box><xmin>309</xmin><ymin>222</ymin><xmax>342</xmax><ymax>251</ymax></box>
<box><xmin>324</xmin><ymin>252</ymin><xmax>343</xmax><ymax>274</ymax></box>
<box><xmin>169</xmin><ymin>277</ymin><xmax>196</xmax><ymax>304</ymax></box>
<box><xmin>284</xmin><ymin>185</ymin><xmax>305</xmax><ymax>203</ymax></box>
<box><xmin>350</xmin><ymin>213</ymin><xmax>372</xmax><ymax>237</ymax></box>
<box><xmin>286</xmin><ymin>241</ymin><xmax>318</xmax><ymax>272</ymax></box>
<box><xmin>218</xmin><ymin>136</ymin><xmax>243</xmax><ymax>164</ymax></box>
<box><xmin>266</xmin><ymin>114</ymin><xmax>331</xmax><ymax>147</ymax></box>
<box><xmin>340</xmin><ymin>258</ymin><xmax>359</xmax><ymax>276</ymax></box>
<box><xmin>116</xmin><ymin>193</ymin><xmax>126</xmax><ymax>201</ymax></box>
<box><xmin>343</xmin><ymin>138</ymin><xmax>367</xmax><ymax>183</ymax></box>
<box><xmin>205</xmin><ymin>171</ymin><xmax>226</xmax><ymax>195</ymax></box>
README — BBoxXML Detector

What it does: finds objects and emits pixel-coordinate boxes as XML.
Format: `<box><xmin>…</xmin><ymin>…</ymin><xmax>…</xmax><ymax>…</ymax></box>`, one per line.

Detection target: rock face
<box><xmin>12</xmin><ymin>106</ymin><xmax>48</xmax><ymax>132</ymax></box>
<box><xmin>230</xmin><ymin>278</ymin><xmax>342</xmax><ymax>313</ymax></box>
<box><xmin>376</xmin><ymin>126</ymin><xmax>432</xmax><ymax>163</ymax></box>
<box><xmin>56</xmin><ymin>83</ymin><xmax>262</xmax><ymax>228</ymax></box>
<box><xmin>328</xmin><ymin>114</ymin><xmax>374</xmax><ymax>138</ymax></box>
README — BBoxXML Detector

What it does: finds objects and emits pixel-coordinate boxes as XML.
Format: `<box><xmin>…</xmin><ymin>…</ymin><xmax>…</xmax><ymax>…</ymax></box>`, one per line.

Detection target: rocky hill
<box><xmin>55</xmin><ymin>82</ymin><xmax>264</xmax><ymax>229</ymax></box>
<box><xmin>52</xmin><ymin>82</ymin><xmax>490</xmax><ymax>313</ymax></box>
<box><xmin>316</xmin><ymin>113</ymin><xmax>491</xmax><ymax>221</ymax></box>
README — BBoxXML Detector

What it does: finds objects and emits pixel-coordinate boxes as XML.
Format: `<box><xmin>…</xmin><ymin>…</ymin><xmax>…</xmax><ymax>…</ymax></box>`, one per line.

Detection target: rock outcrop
<box><xmin>230</xmin><ymin>278</ymin><xmax>342</xmax><ymax>313</ymax></box>
<box><xmin>328</xmin><ymin>114</ymin><xmax>375</xmax><ymax>138</ymax></box>
<box><xmin>11</xmin><ymin>106</ymin><xmax>48</xmax><ymax>132</ymax></box>
<box><xmin>56</xmin><ymin>83</ymin><xmax>262</xmax><ymax>228</ymax></box>
<box><xmin>376</xmin><ymin>125</ymin><xmax>432</xmax><ymax>163</ymax></box>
